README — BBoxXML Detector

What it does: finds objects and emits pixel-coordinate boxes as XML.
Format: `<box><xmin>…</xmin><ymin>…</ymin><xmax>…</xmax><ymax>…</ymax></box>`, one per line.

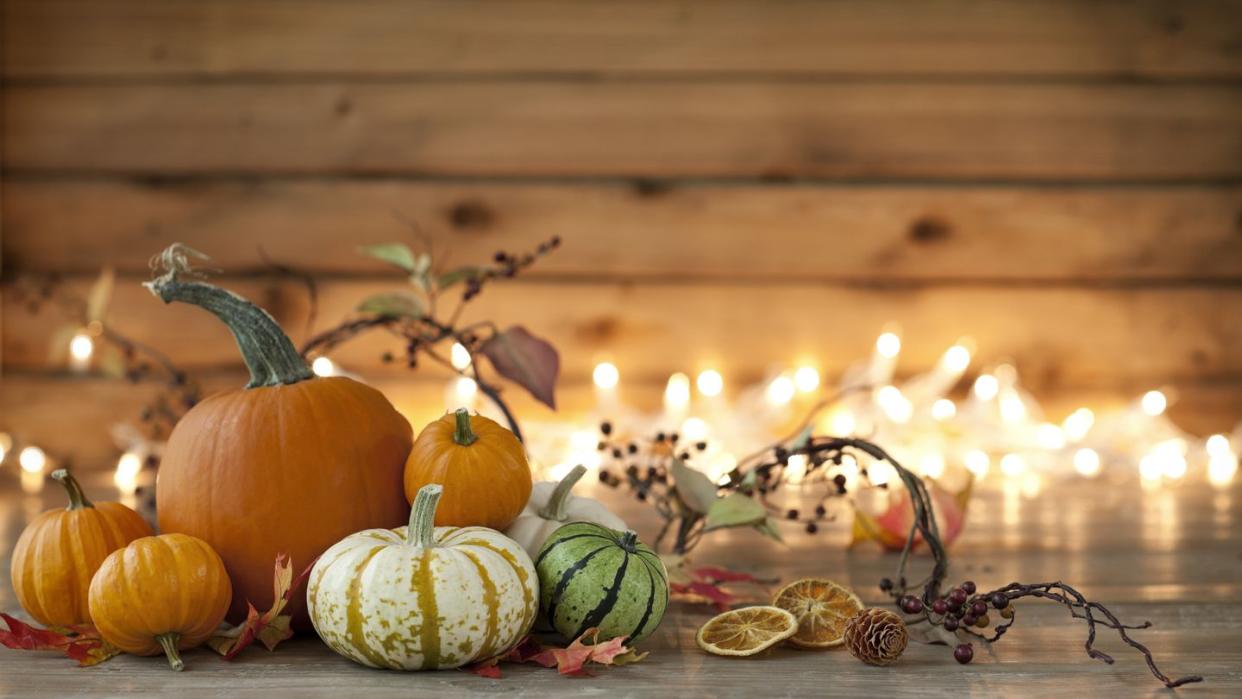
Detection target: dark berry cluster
<box><xmin>893</xmin><ymin>580</ymin><xmax>1016</xmax><ymax>664</ymax></box>
<box><xmin>464</xmin><ymin>235</ymin><xmax>560</xmax><ymax>301</ymax></box>
<box><xmin>596</xmin><ymin>422</ymin><xmax>698</xmax><ymax>504</ymax></box>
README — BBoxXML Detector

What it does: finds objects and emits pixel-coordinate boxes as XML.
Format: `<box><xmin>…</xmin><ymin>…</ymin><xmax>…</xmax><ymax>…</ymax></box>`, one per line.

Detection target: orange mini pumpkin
<box><xmin>10</xmin><ymin>469</ymin><xmax>152</xmax><ymax>627</ymax></box>
<box><xmin>89</xmin><ymin>533</ymin><xmax>231</xmax><ymax>671</ymax></box>
<box><xmin>146</xmin><ymin>245</ymin><xmax>412</xmax><ymax>628</ymax></box>
<box><xmin>404</xmin><ymin>408</ymin><xmax>532</xmax><ymax>529</ymax></box>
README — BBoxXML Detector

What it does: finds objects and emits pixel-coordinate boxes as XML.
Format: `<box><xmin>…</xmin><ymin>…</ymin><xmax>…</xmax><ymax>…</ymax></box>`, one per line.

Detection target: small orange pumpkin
<box><xmin>404</xmin><ymin>408</ymin><xmax>532</xmax><ymax>529</ymax></box>
<box><xmin>88</xmin><ymin>533</ymin><xmax>232</xmax><ymax>671</ymax></box>
<box><xmin>10</xmin><ymin>469</ymin><xmax>152</xmax><ymax>627</ymax></box>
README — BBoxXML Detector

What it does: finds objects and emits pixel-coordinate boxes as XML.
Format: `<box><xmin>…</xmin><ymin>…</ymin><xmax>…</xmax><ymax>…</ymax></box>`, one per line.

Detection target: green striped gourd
<box><xmin>535</xmin><ymin>522</ymin><xmax>668</xmax><ymax>644</ymax></box>
<box><xmin>307</xmin><ymin>484</ymin><xmax>538</xmax><ymax>670</ymax></box>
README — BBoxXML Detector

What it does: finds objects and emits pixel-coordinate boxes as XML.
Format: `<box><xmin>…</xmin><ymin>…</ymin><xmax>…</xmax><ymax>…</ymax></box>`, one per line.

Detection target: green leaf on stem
<box><xmin>704</xmin><ymin>492</ymin><xmax>767</xmax><ymax>531</ymax></box>
<box><xmin>358</xmin><ymin>243</ymin><xmax>419</xmax><ymax>272</ymax></box>
<box><xmin>755</xmin><ymin>517</ymin><xmax>785</xmax><ymax>543</ymax></box>
<box><xmin>670</xmin><ymin>459</ymin><xmax>718</xmax><ymax>514</ymax></box>
<box><xmin>357</xmin><ymin>292</ymin><xmax>424</xmax><ymax>318</ymax></box>
<box><xmin>478</xmin><ymin>326</ymin><xmax>559</xmax><ymax>409</ymax></box>
<box><xmin>437</xmin><ymin>266</ymin><xmax>481</xmax><ymax>290</ymax></box>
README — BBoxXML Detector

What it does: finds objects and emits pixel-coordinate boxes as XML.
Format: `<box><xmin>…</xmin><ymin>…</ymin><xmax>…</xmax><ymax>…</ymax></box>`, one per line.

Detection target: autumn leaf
<box><xmin>208</xmin><ymin>553</ymin><xmax>314</xmax><ymax>659</ymax></box>
<box><xmin>0</xmin><ymin>613</ymin><xmax>122</xmax><ymax>667</ymax></box>
<box><xmin>465</xmin><ymin>629</ymin><xmax>646</xmax><ymax>678</ymax></box>
<box><xmin>356</xmin><ymin>292</ymin><xmax>425</xmax><ymax>318</ymax></box>
<box><xmin>703</xmin><ymin>492</ymin><xmax>766</xmax><ymax>531</ymax></box>
<box><xmin>358</xmin><ymin>243</ymin><xmax>418</xmax><ymax>272</ymax></box>
<box><xmin>668</xmin><ymin>565</ymin><xmax>775</xmax><ymax>612</ymax></box>
<box><xmin>670</xmin><ymin>459</ymin><xmax>718</xmax><ymax>514</ymax></box>
<box><xmin>478</xmin><ymin>326</ymin><xmax>560</xmax><ymax>409</ymax></box>
<box><xmin>851</xmin><ymin>477</ymin><xmax>973</xmax><ymax>552</ymax></box>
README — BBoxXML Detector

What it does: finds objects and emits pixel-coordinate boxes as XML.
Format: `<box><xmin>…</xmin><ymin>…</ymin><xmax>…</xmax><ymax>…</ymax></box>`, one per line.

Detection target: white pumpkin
<box><xmin>307</xmin><ymin>484</ymin><xmax>538</xmax><ymax>670</ymax></box>
<box><xmin>504</xmin><ymin>464</ymin><xmax>627</xmax><ymax>558</ymax></box>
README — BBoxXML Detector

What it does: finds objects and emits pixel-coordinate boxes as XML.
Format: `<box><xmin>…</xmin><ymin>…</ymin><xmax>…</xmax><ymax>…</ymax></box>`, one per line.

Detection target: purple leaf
<box><xmin>479</xmin><ymin>326</ymin><xmax>560</xmax><ymax>410</ymax></box>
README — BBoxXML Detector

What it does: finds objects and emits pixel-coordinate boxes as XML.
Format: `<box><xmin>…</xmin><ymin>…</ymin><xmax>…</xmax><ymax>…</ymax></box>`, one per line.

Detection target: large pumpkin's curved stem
<box><xmin>452</xmin><ymin>408</ymin><xmax>478</xmax><ymax>446</ymax></box>
<box><xmin>144</xmin><ymin>245</ymin><xmax>312</xmax><ymax>389</ymax></box>
<box><xmin>50</xmin><ymin>469</ymin><xmax>93</xmax><ymax>510</ymax></box>
<box><xmin>156</xmin><ymin>633</ymin><xmax>184</xmax><ymax>672</ymax></box>
<box><xmin>407</xmin><ymin>484</ymin><xmax>444</xmax><ymax>548</ymax></box>
<box><xmin>539</xmin><ymin>464</ymin><xmax>586</xmax><ymax>521</ymax></box>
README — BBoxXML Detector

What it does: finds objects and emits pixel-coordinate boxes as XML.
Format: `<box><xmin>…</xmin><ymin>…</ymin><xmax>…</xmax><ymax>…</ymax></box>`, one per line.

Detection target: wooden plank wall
<box><xmin>2</xmin><ymin>0</ymin><xmax>1242</xmax><ymax>467</ymax></box>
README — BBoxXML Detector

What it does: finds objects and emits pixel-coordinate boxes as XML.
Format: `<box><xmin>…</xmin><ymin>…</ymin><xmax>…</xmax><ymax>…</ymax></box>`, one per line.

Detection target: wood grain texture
<box><xmin>3</xmin><ymin>0</ymin><xmax>1240</xmax><ymax>79</ymax></box>
<box><xmin>5</xmin><ymin>179</ymin><xmax>1242</xmax><ymax>280</ymax></box>
<box><xmin>1</xmin><ymin>473</ymin><xmax>1239</xmax><ymax>696</ymax></box>
<box><xmin>3</xmin><ymin>373</ymin><xmax>1241</xmax><ymax>470</ymax></box>
<box><xmin>5</xmin><ymin>276</ymin><xmax>1242</xmax><ymax>385</ymax></box>
<box><xmin>6</xmin><ymin>82</ymin><xmax>1241</xmax><ymax>179</ymax></box>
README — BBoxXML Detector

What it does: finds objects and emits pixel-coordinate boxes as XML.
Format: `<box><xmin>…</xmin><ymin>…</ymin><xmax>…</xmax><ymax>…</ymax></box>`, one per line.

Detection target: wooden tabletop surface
<box><xmin>1</xmin><ymin>471</ymin><xmax>1239</xmax><ymax>698</ymax></box>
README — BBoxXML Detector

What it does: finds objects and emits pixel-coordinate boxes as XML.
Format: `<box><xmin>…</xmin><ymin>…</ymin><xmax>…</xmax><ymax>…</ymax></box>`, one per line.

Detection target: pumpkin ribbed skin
<box><xmin>404</xmin><ymin>411</ymin><xmax>531</xmax><ymax>530</ymax></box>
<box><xmin>536</xmin><ymin>523</ymin><xmax>668</xmax><ymax>644</ymax></box>
<box><xmin>88</xmin><ymin>533</ymin><xmax>231</xmax><ymax>662</ymax></box>
<box><xmin>10</xmin><ymin>473</ymin><xmax>152</xmax><ymax>627</ymax></box>
<box><xmin>158</xmin><ymin>376</ymin><xmax>412</xmax><ymax>628</ymax></box>
<box><xmin>308</xmin><ymin>522</ymin><xmax>537</xmax><ymax>670</ymax></box>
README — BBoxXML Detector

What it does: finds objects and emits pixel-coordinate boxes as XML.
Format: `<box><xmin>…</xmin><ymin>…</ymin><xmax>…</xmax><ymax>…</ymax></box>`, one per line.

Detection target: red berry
<box><xmin>943</xmin><ymin>617</ymin><xmax>959</xmax><ymax>631</ymax></box>
<box><xmin>954</xmin><ymin>643</ymin><xmax>974</xmax><ymax>664</ymax></box>
<box><xmin>961</xmin><ymin>581</ymin><xmax>977</xmax><ymax>594</ymax></box>
<box><xmin>901</xmin><ymin>596</ymin><xmax>924</xmax><ymax>614</ymax></box>
<box><xmin>932</xmin><ymin>599</ymin><xmax>948</xmax><ymax>615</ymax></box>
<box><xmin>971</xmin><ymin>600</ymin><xmax>988</xmax><ymax>617</ymax></box>
<box><xmin>991</xmin><ymin>593</ymin><xmax>1010</xmax><ymax>609</ymax></box>
<box><xmin>962</xmin><ymin>613</ymin><xmax>977</xmax><ymax>627</ymax></box>
<box><xmin>948</xmin><ymin>588</ymin><xmax>968</xmax><ymax>606</ymax></box>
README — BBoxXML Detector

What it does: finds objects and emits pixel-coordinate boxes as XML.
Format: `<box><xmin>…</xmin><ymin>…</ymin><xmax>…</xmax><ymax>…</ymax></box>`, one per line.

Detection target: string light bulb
<box><xmin>0</xmin><ymin>432</ymin><xmax>11</xmax><ymax>464</ymax></box>
<box><xmin>450</xmin><ymin>343</ymin><xmax>472</xmax><ymax>370</ymax></box>
<box><xmin>1141</xmin><ymin>390</ymin><xmax>1167</xmax><ymax>417</ymax></box>
<box><xmin>931</xmin><ymin>398</ymin><xmax>956</xmax><ymax>421</ymax></box>
<box><xmin>973</xmin><ymin>374</ymin><xmax>999</xmax><ymax>401</ymax></box>
<box><xmin>311</xmin><ymin>356</ymin><xmax>336</xmax><ymax>377</ymax></box>
<box><xmin>592</xmin><ymin>362</ymin><xmax>619</xmax><ymax>390</ymax></box>
<box><xmin>1073</xmin><ymin>448</ymin><xmax>1101</xmax><ymax>478</ymax></box>
<box><xmin>1062</xmin><ymin>408</ymin><xmax>1095</xmax><ymax>442</ymax></box>
<box><xmin>964</xmin><ymin>449</ymin><xmax>990</xmax><ymax>477</ymax></box>
<box><xmin>793</xmin><ymin>366</ymin><xmax>820</xmax><ymax>393</ymax></box>
<box><xmin>664</xmin><ymin>373</ymin><xmax>691</xmax><ymax>412</ymax></box>
<box><xmin>19</xmin><ymin>446</ymin><xmax>46</xmax><ymax>473</ymax></box>
<box><xmin>999</xmin><ymin>453</ymin><xmax>1026</xmax><ymax>477</ymax></box>
<box><xmin>875</xmin><ymin>332</ymin><xmax>901</xmax><ymax>359</ymax></box>
<box><xmin>875</xmin><ymin>385</ymin><xmax>912</xmax><ymax>423</ymax></box>
<box><xmin>941</xmin><ymin>344</ymin><xmax>972</xmax><ymax>373</ymax></box>
<box><xmin>696</xmin><ymin>369</ymin><xmax>724</xmax><ymax>397</ymax></box>
<box><xmin>114</xmin><ymin>452</ymin><xmax>142</xmax><ymax>494</ymax></box>
<box><xmin>766</xmin><ymin>375</ymin><xmax>796</xmax><ymax>406</ymax></box>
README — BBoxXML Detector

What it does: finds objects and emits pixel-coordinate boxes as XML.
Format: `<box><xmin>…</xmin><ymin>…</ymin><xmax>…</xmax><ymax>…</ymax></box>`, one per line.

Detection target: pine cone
<box><xmin>844</xmin><ymin>608</ymin><xmax>908</xmax><ymax>666</ymax></box>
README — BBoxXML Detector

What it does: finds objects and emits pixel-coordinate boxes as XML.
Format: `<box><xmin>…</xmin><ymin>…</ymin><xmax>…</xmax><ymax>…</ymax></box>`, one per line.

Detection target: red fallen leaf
<box><xmin>465</xmin><ymin>629</ymin><xmax>646</xmax><ymax>678</ymax></box>
<box><xmin>207</xmin><ymin>553</ymin><xmax>315</xmax><ymax>659</ymax></box>
<box><xmin>689</xmin><ymin>566</ymin><xmax>769</xmax><ymax>584</ymax></box>
<box><xmin>851</xmin><ymin>477</ymin><xmax>973</xmax><ymax>552</ymax></box>
<box><xmin>0</xmin><ymin>613</ymin><xmax>122</xmax><ymax>667</ymax></box>
<box><xmin>670</xmin><ymin>581</ymin><xmax>738</xmax><ymax>612</ymax></box>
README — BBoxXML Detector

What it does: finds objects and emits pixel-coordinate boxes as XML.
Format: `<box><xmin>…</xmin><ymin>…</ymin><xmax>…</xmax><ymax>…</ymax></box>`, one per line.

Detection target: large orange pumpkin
<box><xmin>10</xmin><ymin>469</ymin><xmax>152</xmax><ymax>626</ymax></box>
<box><xmin>147</xmin><ymin>245</ymin><xmax>412</xmax><ymax>628</ymax></box>
<box><xmin>88</xmin><ymin>533</ymin><xmax>231</xmax><ymax>671</ymax></box>
<box><xmin>404</xmin><ymin>408</ymin><xmax>532</xmax><ymax>529</ymax></box>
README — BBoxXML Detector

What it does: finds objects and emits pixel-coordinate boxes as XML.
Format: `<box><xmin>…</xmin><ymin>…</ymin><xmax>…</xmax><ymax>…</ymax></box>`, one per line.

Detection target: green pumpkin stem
<box><xmin>144</xmin><ymin>244</ymin><xmax>313</xmax><ymax>389</ymax></box>
<box><xmin>407</xmin><ymin>484</ymin><xmax>444</xmax><ymax>548</ymax></box>
<box><xmin>539</xmin><ymin>464</ymin><xmax>587</xmax><ymax>521</ymax></box>
<box><xmin>619</xmin><ymin>530</ymin><xmax>639</xmax><ymax>553</ymax></box>
<box><xmin>51</xmin><ymin>469</ymin><xmax>93</xmax><ymax>510</ymax></box>
<box><xmin>156</xmin><ymin>633</ymin><xmax>184</xmax><ymax>672</ymax></box>
<box><xmin>452</xmin><ymin>408</ymin><xmax>478</xmax><ymax>446</ymax></box>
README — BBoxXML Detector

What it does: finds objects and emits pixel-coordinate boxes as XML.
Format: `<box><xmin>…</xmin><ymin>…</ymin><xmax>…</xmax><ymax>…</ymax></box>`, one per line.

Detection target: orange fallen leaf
<box><xmin>207</xmin><ymin>553</ymin><xmax>314</xmax><ymax>659</ymax></box>
<box><xmin>851</xmin><ymin>477</ymin><xmax>972</xmax><ymax>552</ymax></box>
<box><xmin>466</xmin><ymin>628</ymin><xmax>647</xmax><ymax>678</ymax></box>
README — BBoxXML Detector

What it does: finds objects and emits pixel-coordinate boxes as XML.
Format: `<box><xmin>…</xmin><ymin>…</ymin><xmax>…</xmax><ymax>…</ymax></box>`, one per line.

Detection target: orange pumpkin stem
<box><xmin>539</xmin><ymin>464</ymin><xmax>587</xmax><ymax>521</ymax></box>
<box><xmin>156</xmin><ymin>633</ymin><xmax>184</xmax><ymax>672</ymax></box>
<box><xmin>452</xmin><ymin>408</ymin><xmax>478</xmax><ymax>446</ymax></box>
<box><xmin>144</xmin><ymin>244</ymin><xmax>313</xmax><ymax>389</ymax></box>
<box><xmin>50</xmin><ymin>469</ymin><xmax>93</xmax><ymax>510</ymax></box>
<box><xmin>407</xmin><ymin>484</ymin><xmax>444</xmax><ymax>548</ymax></box>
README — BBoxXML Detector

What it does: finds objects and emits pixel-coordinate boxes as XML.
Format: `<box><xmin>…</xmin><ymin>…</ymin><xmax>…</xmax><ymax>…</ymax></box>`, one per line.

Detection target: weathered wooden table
<box><xmin>1</xmin><ymin>472</ymin><xmax>1239</xmax><ymax>697</ymax></box>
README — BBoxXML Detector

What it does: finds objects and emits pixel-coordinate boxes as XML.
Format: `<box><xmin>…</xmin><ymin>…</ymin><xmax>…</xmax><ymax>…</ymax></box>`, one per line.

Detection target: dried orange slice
<box><xmin>770</xmin><ymin>578</ymin><xmax>863</xmax><ymax>648</ymax></box>
<box><xmin>695</xmin><ymin>605</ymin><xmax>798</xmax><ymax>656</ymax></box>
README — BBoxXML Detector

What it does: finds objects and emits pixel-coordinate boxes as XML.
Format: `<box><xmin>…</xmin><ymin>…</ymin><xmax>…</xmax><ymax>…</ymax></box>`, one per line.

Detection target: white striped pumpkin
<box><xmin>307</xmin><ymin>484</ymin><xmax>538</xmax><ymax>670</ymax></box>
